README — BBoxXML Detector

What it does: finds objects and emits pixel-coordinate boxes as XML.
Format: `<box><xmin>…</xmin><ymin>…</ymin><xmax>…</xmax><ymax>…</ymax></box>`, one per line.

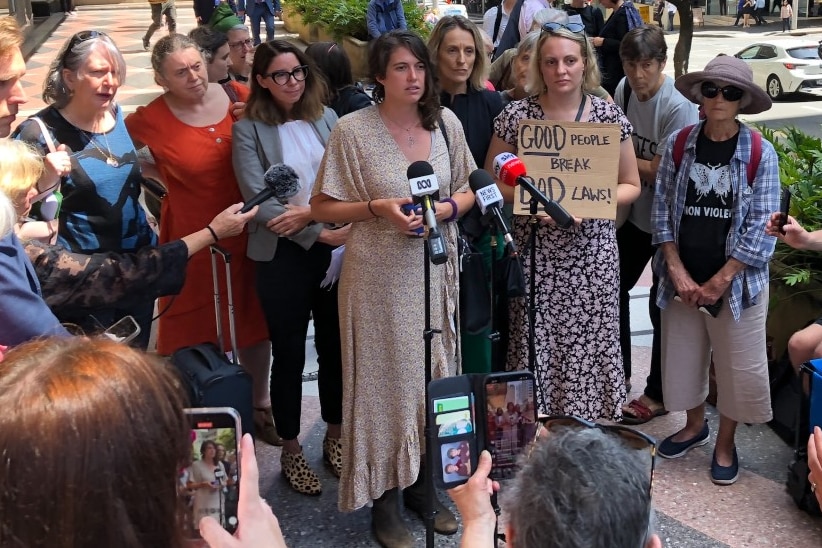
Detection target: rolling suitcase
<box><xmin>171</xmin><ymin>245</ymin><xmax>255</xmax><ymax>438</ymax></box>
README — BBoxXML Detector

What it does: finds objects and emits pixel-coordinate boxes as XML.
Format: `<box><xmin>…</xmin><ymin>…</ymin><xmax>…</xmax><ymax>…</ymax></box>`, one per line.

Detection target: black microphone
<box><xmin>468</xmin><ymin>169</ymin><xmax>517</xmax><ymax>254</ymax></box>
<box><xmin>492</xmin><ymin>153</ymin><xmax>574</xmax><ymax>229</ymax></box>
<box><xmin>407</xmin><ymin>161</ymin><xmax>448</xmax><ymax>265</ymax></box>
<box><xmin>239</xmin><ymin>164</ymin><xmax>301</xmax><ymax>213</ymax></box>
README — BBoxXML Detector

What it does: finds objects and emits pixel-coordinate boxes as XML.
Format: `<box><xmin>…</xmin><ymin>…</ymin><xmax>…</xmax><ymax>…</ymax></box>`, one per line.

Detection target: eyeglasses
<box><xmin>541</xmin><ymin>22</ymin><xmax>587</xmax><ymax>35</ymax></box>
<box><xmin>265</xmin><ymin>65</ymin><xmax>309</xmax><ymax>86</ymax></box>
<box><xmin>62</xmin><ymin>30</ymin><xmax>107</xmax><ymax>65</ymax></box>
<box><xmin>229</xmin><ymin>38</ymin><xmax>254</xmax><ymax>50</ymax></box>
<box><xmin>701</xmin><ymin>81</ymin><xmax>744</xmax><ymax>102</ymax></box>
<box><xmin>528</xmin><ymin>415</ymin><xmax>658</xmax><ymax>497</ymax></box>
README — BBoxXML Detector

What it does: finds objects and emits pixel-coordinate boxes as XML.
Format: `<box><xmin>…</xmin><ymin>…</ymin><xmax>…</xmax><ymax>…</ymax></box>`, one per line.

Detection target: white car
<box><xmin>734</xmin><ymin>40</ymin><xmax>822</xmax><ymax>99</ymax></box>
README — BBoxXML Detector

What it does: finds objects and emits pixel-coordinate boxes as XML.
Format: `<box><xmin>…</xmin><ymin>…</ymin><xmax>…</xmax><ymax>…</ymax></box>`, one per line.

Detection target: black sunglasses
<box><xmin>529</xmin><ymin>415</ymin><xmax>658</xmax><ymax>497</ymax></box>
<box><xmin>701</xmin><ymin>81</ymin><xmax>744</xmax><ymax>102</ymax></box>
<box><xmin>265</xmin><ymin>65</ymin><xmax>309</xmax><ymax>86</ymax></box>
<box><xmin>61</xmin><ymin>31</ymin><xmax>107</xmax><ymax>66</ymax></box>
<box><xmin>541</xmin><ymin>22</ymin><xmax>587</xmax><ymax>35</ymax></box>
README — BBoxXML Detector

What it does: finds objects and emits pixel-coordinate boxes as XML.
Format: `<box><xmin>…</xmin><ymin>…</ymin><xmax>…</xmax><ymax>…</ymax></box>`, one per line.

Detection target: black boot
<box><xmin>372</xmin><ymin>488</ymin><xmax>413</xmax><ymax>548</ymax></box>
<box><xmin>403</xmin><ymin>464</ymin><xmax>459</xmax><ymax>535</ymax></box>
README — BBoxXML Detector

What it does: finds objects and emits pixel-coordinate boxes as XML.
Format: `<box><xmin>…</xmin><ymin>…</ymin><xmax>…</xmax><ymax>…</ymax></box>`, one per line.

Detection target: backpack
<box><xmin>672</xmin><ymin>124</ymin><xmax>762</xmax><ymax>185</ymax></box>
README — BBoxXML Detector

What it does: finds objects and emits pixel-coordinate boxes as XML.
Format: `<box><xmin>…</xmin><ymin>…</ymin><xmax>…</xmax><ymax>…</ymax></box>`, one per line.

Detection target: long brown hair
<box><xmin>369</xmin><ymin>30</ymin><xmax>441</xmax><ymax>131</ymax></box>
<box><xmin>427</xmin><ymin>15</ymin><xmax>489</xmax><ymax>92</ymax></box>
<box><xmin>245</xmin><ymin>40</ymin><xmax>327</xmax><ymax>125</ymax></box>
<box><xmin>0</xmin><ymin>338</ymin><xmax>190</xmax><ymax>548</ymax></box>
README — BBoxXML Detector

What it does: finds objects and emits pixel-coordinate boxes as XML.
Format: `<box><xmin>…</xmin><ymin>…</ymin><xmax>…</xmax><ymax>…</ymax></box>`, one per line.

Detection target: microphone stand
<box><xmin>525</xmin><ymin>197</ymin><xmax>545</xmax><ymax>413</ymax></box>
<box><xmin>480</xmin><ymin>211</ymin><xmax>502</xmax><ymax>372</ymax></box>
<box><xmin>423</xmin><ymin>229</ymin><xmax>441</xmax><ymax>548</ymax></box>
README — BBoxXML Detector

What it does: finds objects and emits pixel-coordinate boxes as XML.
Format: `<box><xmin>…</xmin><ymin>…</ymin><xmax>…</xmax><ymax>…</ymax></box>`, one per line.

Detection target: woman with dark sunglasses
<box><xmin>485</xmin><ymin>23</ymin><xmax>639</xmax><ymax>423</ymax></box>
<box><xmin>13</xmin><ymin>31</ymin><xmax>156</xmax><ymax>347</ymax></box>
<box><xmin>125</xmin><ymin>35</ymin><xmax>274</xmax><ymax>446</ymax></box>
<box><xmin>232</xmin><ymin>40</ymin><xmax>347</xmax><ymax>497</ymax></box>
<box><xmin>652</xmin><ymin>55</ymin><xmax>778</xmax><ymax>486</ymax></box>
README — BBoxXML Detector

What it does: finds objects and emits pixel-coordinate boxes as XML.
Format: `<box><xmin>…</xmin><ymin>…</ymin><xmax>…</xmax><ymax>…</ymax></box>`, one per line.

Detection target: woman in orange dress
<box><xmin>126</xmin><ymin>35</ymin><xmax>277</xmax><ymax>445</ymax></box>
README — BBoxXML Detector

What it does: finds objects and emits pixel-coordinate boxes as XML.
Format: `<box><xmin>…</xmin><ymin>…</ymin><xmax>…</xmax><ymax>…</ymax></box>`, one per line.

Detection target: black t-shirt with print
<box><xmin>678</xmin><ymin>126</ymin><xmax>738</xmax><ymax>284</ymax></box>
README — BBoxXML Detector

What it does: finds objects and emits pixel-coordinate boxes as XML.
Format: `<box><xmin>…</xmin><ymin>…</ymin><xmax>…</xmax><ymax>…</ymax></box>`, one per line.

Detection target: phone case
<box><xmin>427</xmin><ymin>371</ymin><xmax>537</xmax><ymax>487</ymax></box>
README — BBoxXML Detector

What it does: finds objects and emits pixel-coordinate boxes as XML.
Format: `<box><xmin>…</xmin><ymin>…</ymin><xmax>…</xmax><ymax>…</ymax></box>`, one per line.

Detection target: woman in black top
<box><xmin>428</xmin><ymin>16</ymin><xmax>505</xmax><ymax>374</ymax></box>
<box><xmin>592</xmin><ymin>0</ymin><xmax>633</xmax><ymax>96</ymax></box>
<box><xmin>305</xmin><ymin>42</ymin><xmax>373</xmax><ymax>118</ymax></box>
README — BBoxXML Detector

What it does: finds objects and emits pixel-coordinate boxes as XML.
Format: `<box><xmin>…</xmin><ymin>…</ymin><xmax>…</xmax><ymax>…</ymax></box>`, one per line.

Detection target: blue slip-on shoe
<box><xmin>711</xmin><ymin>447</ymin><xmax>739</xmax><ymax>485</ymax></box>
<box><xmin>658</xmin><ymin>419</ymin><xmax>710</xmax><ymax>458</ymax></box>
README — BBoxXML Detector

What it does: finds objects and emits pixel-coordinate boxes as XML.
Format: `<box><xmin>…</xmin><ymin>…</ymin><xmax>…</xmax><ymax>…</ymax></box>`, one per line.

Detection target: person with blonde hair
<box><xmin>0</xmin><ymin>17</ymin><xmax>26</xmax><ymax>138</ymax></box>
<box><xmin>0</xmin><ymin>141</ymin><xmax>69</xmax><ymax>347</ymax></box>
<box><xmin>428</xmin><ymin>15</ymin><xmax>504</xmax><ymax>372</ymax></box>
<box><xmin>485</xmin><ymin>22</ymin><xmax>640</xmax><ymax>421</ymax></box>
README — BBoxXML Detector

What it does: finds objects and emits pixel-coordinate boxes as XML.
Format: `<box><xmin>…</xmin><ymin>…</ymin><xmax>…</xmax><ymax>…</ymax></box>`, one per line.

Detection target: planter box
<box><xmin>341</xmin><ymin>35</ymin><xmax>369</xmax><ymax>81</ymax></box>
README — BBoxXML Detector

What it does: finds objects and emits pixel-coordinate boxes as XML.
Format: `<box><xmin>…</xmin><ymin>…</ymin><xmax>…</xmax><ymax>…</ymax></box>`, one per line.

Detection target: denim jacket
<box><xmin>651</xmin><ymin>122</ymin><xmax>779</xmax><ymax>320</ymax></box>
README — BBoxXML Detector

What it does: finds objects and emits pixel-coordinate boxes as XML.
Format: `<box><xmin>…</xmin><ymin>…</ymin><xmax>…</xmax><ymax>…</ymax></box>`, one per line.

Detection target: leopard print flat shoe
<box><xmin>322</xmin><ymin>435</ymin><xmax>343</xmax><ymax>478</ymax></box>
<box><xmin>281</xmin><ymin>449</ymin><xmax>322</xmax><ymax>496</ymax></box>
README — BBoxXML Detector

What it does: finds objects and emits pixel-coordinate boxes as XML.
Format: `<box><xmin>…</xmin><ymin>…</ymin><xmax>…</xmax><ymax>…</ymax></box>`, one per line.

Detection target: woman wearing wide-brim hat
<box><xmin>650</xmin><ymin>55</ymin><xmax>779</xmax><ymax>486</ymax></box>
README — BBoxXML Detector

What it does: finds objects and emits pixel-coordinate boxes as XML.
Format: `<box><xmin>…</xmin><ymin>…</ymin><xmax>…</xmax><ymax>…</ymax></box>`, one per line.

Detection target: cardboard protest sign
<box><xmin>514</xmin><ymin>120</ymin><xmax>621</xmax><ymax>220</ymax></box>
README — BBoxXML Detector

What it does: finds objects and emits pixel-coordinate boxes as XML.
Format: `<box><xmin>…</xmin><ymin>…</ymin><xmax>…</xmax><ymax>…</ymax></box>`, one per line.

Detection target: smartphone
<box><xmin>429</xmin><ymin>376</ymin><xmax>478</xmax><ymax>488</ymax></box>
<box><xmin>101</xmin><ymin>315</ymin><xmax>141</xmax><ymax>344</ymax></box>
<box><xmin>778</xmin><ymin>187</ymin><xmax>791</xmax><ymax>235</ymax></box>
<box><xmin>182</xmin><ymin>407</ymin><xmax>242</xmax><ymax>539</ymax></box>
<box><xmin>483</xmin><ymin>371</ymin><xmax>537</xmax><ymax>479</ymax></box>
<box><xmin>401</xmin><ymin>203</ymin><xmax>424</xmax><ymax>236</ymax></box>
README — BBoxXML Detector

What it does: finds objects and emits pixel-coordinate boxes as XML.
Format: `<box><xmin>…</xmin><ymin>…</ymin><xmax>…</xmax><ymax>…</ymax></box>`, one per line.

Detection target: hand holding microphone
<box><xmin>492</xmin><ymin>152</ymin><xmax>575</xmax><ymax>229</ymax></box>
<box><xmin>240</xmin><ymin>164</ymin><xmax>300</xmax><ymax>214</ymax></box>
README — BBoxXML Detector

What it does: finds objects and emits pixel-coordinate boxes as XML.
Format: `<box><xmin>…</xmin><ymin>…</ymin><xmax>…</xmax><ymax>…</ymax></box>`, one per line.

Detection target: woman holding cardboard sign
<box><xmin>484</xmin><ymin>21</ymin><xmax>639</xmax><ymax>422</ymax></box>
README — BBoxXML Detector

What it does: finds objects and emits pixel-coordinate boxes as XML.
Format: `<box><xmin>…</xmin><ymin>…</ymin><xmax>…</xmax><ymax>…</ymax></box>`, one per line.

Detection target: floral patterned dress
<box><xmin>493</xmin><ymin>94</ymin><xmax>631</xmax><ymax>421</ymax></box>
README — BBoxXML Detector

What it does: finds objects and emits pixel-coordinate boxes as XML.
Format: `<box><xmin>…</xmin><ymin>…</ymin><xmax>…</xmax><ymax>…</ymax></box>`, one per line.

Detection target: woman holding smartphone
<box><xmin>232</xmin><ymin>40</ymin><xmax>347</xmax><ymax>497</ymax></box>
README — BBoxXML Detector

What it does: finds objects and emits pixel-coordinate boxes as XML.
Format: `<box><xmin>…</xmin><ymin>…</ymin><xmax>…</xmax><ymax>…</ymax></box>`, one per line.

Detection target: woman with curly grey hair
<box><xmin>12</xmin><ymin>30</ymin><xmax>156</xmax><ymax>347</ymax></box>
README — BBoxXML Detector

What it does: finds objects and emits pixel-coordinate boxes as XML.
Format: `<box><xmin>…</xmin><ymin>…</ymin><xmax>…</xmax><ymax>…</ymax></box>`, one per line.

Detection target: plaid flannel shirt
<box><xmin>651</xmin><ymin>122</ymin><xmax>779</xmax><ymax>321</ymax></box>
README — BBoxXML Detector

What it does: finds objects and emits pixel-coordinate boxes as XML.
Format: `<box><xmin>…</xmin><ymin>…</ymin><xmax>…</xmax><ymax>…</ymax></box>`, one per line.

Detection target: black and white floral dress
<box><xmin>494</xmin><ymin>94</ymin><xmax>631</xmax><ymax>421</ymax></box>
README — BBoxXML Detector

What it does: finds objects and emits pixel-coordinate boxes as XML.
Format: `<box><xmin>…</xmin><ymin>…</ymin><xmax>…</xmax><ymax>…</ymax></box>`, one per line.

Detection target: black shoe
<box><xmin>142</xmin><ymin>37</ymin><xmax>150</xmax><ymax>51</ymax></box>
<box><xmin>372</xmin><ymin>489</ymin><xmax>413</xmax><ymax>548</ymax></box>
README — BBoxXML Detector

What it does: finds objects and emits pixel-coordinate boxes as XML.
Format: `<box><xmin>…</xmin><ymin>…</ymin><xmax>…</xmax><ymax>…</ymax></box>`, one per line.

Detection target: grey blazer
<box><xmin>232</xmin><ymin>107</ymin><xmax>338</xmax><ymax>262</ymax></box>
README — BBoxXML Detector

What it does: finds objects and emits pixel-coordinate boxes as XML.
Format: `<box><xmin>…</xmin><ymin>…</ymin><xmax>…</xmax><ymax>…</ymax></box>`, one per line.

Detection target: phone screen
<box><xmin>101</xmin><ymin>315</ymin><xmax>141</xmax><ymax>344</ymax></box>
<box><xmin>182</xmin><ymin>408</ymin><xmax>241</xmax><ymax>539</ymax></box>
<box><xmin>432</xmin><ymin>393</ymin><xmax>475</xmax><ymax>486</ymax></box>
<box><xmin>485</xmin><ymin>375</ymin><xmax>537</xmax><ymax>478</ymax></box>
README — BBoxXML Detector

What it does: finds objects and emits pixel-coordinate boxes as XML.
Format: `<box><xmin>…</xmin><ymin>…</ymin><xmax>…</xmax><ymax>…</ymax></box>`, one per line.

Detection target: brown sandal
<box><xmin>621</xmin><ymin>397</ymin><xmax>668</xmax><ymax>425</ymax></box>
<box><xmin>253</xmin><ymin>406</ymin><xmax>283</xmax><ymax>446</ymax></box>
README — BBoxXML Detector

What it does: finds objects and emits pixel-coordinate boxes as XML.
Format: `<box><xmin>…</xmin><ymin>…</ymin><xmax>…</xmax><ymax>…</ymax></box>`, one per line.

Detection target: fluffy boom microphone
<box><xmin>492</xmin><ymin>152</ymin><xmax>573</xmax><ymax>229</ymax></box>
<box><xmin>239</xmin><ymin>164</ymin><xmax>301</xmax><ymax>213</ymax></box>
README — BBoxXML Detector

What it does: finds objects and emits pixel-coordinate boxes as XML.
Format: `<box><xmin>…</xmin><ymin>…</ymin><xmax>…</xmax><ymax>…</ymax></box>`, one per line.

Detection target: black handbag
<box><xmin>458</xmin><ymin>233</ymin><xmax>492</xmax><ymax>335</ymax></box>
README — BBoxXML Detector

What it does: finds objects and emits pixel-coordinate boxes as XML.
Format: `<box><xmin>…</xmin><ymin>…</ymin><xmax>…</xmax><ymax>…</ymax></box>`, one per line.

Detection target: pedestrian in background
<box><xmin>244</xmin><ymin>0</ymin><xmax>280</xmax><ymax>46</ymax></box>
<box><xmin>733</xmin><ymin>0</ymin><xmax>745</xmax><ymax>25</ymax></box>
<box><xmin>366</xmin><ymin>0</ymin><xmax>408</xmax><ymax>40</ymax></box>
<box><xmin>755</xmin><ymin>0</ymin><xmax>767</xmax><ymax>24</ymax></box>
<box><xmin>666</xmin><ymin>1</ymin><xmax>676</xmax><ymax>31</ymax></box>
<box><xmin>142</xmin><ymin>0</ymin><xmax>176</xmax><ymax>51</ymax></box>
<box><xmin>781</xmin><ymin>0</ymin><xmax>792</xmax><ymax>30</ymax></box>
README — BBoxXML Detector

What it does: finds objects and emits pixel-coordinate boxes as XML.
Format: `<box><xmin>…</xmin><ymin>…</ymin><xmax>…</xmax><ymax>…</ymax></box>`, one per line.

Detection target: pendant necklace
<box><xmin>87</xmin><ymin>131</ymin><xmax>119</xmax><ymax>167</ymax></box>
<box><xmin>381</xmin><ymin>111</ymin><xmax>420</xmax><ymax>148</ymax></box>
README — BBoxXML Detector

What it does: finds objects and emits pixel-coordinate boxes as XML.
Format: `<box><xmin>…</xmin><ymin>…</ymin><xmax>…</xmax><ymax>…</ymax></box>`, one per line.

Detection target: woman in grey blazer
<box><xmin>232</xmin><ymin>40</ymin><xmax>348</xmax><ymax>497</ymax></box>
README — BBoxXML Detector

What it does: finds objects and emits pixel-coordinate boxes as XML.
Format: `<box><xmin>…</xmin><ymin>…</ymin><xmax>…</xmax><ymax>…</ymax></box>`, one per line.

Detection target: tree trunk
<box><xmin>670</xmin><ymin>0</ymin><xmax>694</xmax><ymax>78</ymax></box>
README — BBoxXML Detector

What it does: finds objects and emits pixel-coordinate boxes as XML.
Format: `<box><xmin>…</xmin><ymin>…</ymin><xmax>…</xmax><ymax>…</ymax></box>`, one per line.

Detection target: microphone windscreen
<box><xmin>468</xmin><ymin>169</ymin><xmax>496</xmax><ymax>193</ymax></box>
<box><xmin>264</xmin><ymin>164</ymin><xmax>300</xmax><ymax>202</ymax></box>
<box><xmin>407</xmin><ymin>160</ymin><xmax>434</xmax><ymax>180</ymax></box>
<box><xmin>468</xmin><ymin>169</ymin><xmax>504</xmax><ymax>215</ymax></box>
<box><xmin>492</xmin><ymin>153</ymin><xmax>526</xmax><ymax>188</ymax></box>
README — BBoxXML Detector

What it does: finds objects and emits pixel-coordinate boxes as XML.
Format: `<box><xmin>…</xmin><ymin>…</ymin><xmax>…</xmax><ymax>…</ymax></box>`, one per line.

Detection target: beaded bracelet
<box><xmin>206</xmin><ymin>225</ymin><xmax>219</xmax><ymax>243</ymax></box>
<box><xmin>440</xmin><ymin>197</ymin><xmax>458</xmax><ymax>223</ymax></box>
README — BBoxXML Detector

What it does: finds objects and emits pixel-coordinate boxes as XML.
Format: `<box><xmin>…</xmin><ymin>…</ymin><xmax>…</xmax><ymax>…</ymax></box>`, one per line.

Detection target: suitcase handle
<box><xmin>210</xmin><ymin>245</ymin><xmax>238</xmax><ymax>363</ymax></box>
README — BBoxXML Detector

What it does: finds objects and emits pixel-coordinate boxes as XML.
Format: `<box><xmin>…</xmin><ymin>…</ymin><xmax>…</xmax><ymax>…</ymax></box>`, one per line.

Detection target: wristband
<box><xmin>440</xmin><ymin>197</ymin><xmax>458</xmax><ymax>223</ymax></box>
<box><xmin>206</xmin><ymin>225</ymin><xmax>219</xmax><ymax>243</ymax></box>
<box><xmin>367</xmin><ymin>199</ymin><xmax>378</xmax><ymax>218</ymax></box>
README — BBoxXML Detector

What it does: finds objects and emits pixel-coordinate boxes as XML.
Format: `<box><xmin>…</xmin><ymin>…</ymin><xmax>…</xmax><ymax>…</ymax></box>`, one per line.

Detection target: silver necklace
<box><xmin>381</xmin><ymin>112</ymin><xmax>420</xmax><ymax>148</ymax></box>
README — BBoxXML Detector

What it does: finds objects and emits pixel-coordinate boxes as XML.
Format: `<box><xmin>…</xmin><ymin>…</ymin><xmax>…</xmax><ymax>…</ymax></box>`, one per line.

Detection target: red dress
<box><xmin>126</xmin><ymin>84</ymin><xmax>267</xmax><ymax>354</ymax></box>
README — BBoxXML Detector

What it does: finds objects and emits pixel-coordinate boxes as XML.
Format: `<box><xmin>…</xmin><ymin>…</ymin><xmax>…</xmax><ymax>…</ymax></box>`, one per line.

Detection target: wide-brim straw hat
<box><xmin>675</xmin><ymin>55</ymin><xmax>772</xmax><ymax>115</ymax></box>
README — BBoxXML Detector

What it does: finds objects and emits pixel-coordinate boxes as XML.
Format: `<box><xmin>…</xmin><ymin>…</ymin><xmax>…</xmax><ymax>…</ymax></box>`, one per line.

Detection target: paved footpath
<box><xmin>18</xmin><ymin>6</ymin><xmax>822</xmax><ymax>545</ymax></box>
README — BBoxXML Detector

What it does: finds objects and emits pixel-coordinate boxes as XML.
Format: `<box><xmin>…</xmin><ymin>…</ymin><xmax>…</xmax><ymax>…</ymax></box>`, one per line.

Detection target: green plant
<box><xmin>758</xmin><ymin>125</ymin><xmax>822</xmax><ymax>286</ymax></box>
<box><xmin>283</xmin><ymin>0</ymin><xmax>429</xmax><ymax>41</ymax></box>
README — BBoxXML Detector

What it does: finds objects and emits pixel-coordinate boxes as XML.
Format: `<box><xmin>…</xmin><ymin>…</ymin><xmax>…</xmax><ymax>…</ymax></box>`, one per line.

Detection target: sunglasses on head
<box><xmin>541</xmin><ymin>22</ymin><xmax>587</xmax><ymax>35</ymax></box>
<box><xmin>701</xmin><ymin>81</ymin><xmax>744</xmax><ymax>102</ymax></box>
<box><xmin>528</xmin><ymin>415</ymin><xmax>658</xmax><ymax>497</ymax></box>
<box><xmin>62</xmin><ymin>30</ymin><xmax>107</xmax><ymax>65</ymax></box>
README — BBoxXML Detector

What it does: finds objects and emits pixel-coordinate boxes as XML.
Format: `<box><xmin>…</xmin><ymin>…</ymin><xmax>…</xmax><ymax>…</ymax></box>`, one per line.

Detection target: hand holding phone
<box><xmin>199</xmin><ymin>434</ymin><xmax>287</xmax><ymax>548</ymax></box>
<box><xmin>778</xmin><ymin>187</ymin><xmax>792</xmax><ymax>235</ymax></box>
